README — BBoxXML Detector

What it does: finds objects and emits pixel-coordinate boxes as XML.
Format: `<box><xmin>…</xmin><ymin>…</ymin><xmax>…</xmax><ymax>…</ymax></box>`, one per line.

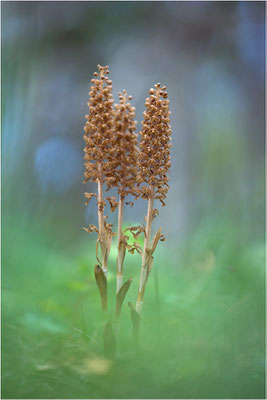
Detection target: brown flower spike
<box><xmin>107</xmin><ymin>90</ymin><xmax>138</xmax><ymax>197</ymax></box>
<box><xmin>138</xmin><ymin>83</ymin><xmax>171</xmax><ymax>205</ymax></box>
<box><xmin>107</xmin><ymin>90</ymin><xmax>138</xmax><ymax>292</ymax></box>
<box><xmin>136</xmin><ymin>83</ymin><xmax>172</xmax><ymax>315</ymax></box>
<box><xmin>83</xmin><ymin>65</ymin><xmax>115</xmax><ymax>276</ymax></box>
<box><xmin>84</xmin><ymin>65</ymin><xmax>114</xmax><ymax>184</ymax></box>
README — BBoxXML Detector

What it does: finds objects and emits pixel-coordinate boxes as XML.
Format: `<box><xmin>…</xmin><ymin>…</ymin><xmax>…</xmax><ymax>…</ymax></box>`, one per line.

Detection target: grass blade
<box><xmin>103</xmin><ymin>320</ymin><xmax>116</xmax><ymax>358</ymax></box>
<box><xmin>128</xmin><ymin>301</ymin><xmax>141</xmax><ymax>347</ymax></box>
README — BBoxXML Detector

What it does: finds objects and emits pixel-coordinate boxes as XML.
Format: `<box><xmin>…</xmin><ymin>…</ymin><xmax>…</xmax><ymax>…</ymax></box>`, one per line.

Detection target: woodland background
<box><xmin>2</xmin><ymin>2</ymin><xmax>265</xmax><ymax>398</ymax></box>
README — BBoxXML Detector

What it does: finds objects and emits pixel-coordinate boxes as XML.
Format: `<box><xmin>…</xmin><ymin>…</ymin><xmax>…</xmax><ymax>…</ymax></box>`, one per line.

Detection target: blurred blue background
<box><xmin>2</xmin><ymin>2</ymin><xmax>265</xmax><ymax>399</ymax></box>
<box><xmin>2</xmin><ymin>1</ymin><xmax>265</xmax><ymax>246</ymax></box>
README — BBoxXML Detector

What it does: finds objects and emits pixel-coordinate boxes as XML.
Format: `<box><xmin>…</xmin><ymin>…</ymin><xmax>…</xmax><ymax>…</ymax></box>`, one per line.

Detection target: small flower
<box><xmin>84</xmin><ymin>192</ymin><xmax>97</xmax><ymax>205</ymax></box>
<box><xmin>106</xmin><ymin>196</ymin><xmax>118</xmax><ymax>213</ymax></box>
<box><xmin>83</xmin><ymin>225</ymin><xmax>99</xmax><ymax>234</ymax></box>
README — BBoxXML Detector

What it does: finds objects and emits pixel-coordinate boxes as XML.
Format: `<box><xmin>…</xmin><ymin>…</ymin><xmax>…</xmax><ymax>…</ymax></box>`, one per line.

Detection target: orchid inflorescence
<box><xmin>82</xmin><ymin>64</ymin><xmax>172</xmax><ymax>350</ymax></box>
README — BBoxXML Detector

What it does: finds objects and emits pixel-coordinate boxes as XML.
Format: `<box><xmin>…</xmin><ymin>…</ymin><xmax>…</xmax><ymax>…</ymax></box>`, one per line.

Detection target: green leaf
<box><xmin>116</xmin><ymin>277</ymin><xmax>133</xmax><ymax>319</ymax></box>
<box><xmin>94</xmin><ymin>264</ymin><xmax>107</xmax><ymax>312</ymax></box>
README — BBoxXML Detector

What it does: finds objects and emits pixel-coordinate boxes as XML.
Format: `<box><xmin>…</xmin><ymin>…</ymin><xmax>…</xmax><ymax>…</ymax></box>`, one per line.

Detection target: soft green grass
<box><xmin>2</xmin><ymin>215</ymin><xmax>265</xmax><ymax>399</ymax></box>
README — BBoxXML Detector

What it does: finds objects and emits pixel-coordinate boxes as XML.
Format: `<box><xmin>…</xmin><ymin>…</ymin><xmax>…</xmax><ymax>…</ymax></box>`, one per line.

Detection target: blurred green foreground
<box><xmin>2</xmin><ymin>211</ymin><xmax>265</xmax><ymax>399</ymax></box>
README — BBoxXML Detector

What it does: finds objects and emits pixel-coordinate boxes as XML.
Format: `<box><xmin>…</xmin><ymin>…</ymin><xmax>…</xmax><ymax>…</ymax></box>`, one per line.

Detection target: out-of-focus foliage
<box><xmin>2</xmin><ymin>1</ymin><xmax>265</xmax><ymax>399</ymax></box>
<box><xmin>2</xmin><ymin>214</ymin><xmax>265</xmax><ymax>398</ymax></box>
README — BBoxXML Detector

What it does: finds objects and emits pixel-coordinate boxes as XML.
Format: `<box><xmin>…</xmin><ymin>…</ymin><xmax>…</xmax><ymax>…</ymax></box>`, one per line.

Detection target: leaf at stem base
<box><xmin>94</xmin><ymin>264</ymin><xmax>107</xmax><ymax>312</ymax></box>
<box><xmin>116</xmin><ymin>278</ymin><xmax>133</xmax><ymax>319</ymax></box>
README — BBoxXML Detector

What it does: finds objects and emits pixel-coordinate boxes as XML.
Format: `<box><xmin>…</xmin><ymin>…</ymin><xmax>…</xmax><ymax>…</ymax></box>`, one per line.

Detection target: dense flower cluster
<box><xmin>138</xmin><ymin>83</ymin><xmax>172</xmax><ymax>206</ymax></box>
<box><xmin>106</xmin><ymin>90</ymin><xmax>138</xmax><ymax>198</ymax></box>
<box><xmin>83</xmin><ymin>65</ymin><xmax>114</xmax><ymax>184</ymax></box>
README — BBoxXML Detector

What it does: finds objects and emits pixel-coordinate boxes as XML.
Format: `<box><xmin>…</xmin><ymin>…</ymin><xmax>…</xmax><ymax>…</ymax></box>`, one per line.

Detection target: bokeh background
<box><xmin>2</xmin><ymin>1</ymin><xmax>265</xmax><ymax>399</ymax></box>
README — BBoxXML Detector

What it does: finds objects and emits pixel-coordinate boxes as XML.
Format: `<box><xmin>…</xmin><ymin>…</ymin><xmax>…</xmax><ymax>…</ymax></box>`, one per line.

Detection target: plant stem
<box><xmin>117</xmin><ymin>194</ymin><xmax>125</xmax><ymax>293</ymax></box>
<box><xmin>116</xmin><ymin>98</ymin><xmax>127</xmax><ymax>293</ymax></box>
<box><xmin>97</xmin><ymin>163</ymin><xmax>107</xmax><ymax>276</ymax></box>
<box><xmin>136</xmin><ymin>185</ymin><xmax>154</xmax><ymax>315</ymax></box>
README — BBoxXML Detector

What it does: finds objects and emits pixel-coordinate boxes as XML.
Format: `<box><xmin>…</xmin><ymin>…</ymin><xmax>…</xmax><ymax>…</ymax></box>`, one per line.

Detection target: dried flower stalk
<box><xmin>107</xmin><ymin>90</ymin><xmax>138</xmax><ymax>292</ymax></box>
<box><xmin>83</xmin><ymin>64</ymin><xmax>115</xmax><ymax>277</ymax></box>
<box><xmin>135</xmin><ymin>83</ymin><xmax>172</xmax><ymax>315</ymax></box>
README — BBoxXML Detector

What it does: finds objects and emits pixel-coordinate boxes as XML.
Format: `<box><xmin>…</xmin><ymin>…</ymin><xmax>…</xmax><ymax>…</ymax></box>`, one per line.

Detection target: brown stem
<box><xmin>116</xmin><ymin>95</ymin><xmax>128</xmax><ymax>292</ymax></box>
<box><xmin>136</xmin><ymin>185</ymin><xmax>154</xmax><ymax>315</ymax></box>
<box><xmin>117</xmin><ymin>194</ymin><xmax>125</xmax><ymax>293</ymax></box>
<box><xmin>144</xmin><ymin>186</ymin><xmax>154</xmax><ymax>250</ymax></box>
<box><xmin>97</xmin><ymin>163</ymin><xmax>107</xmax><ymax>275</ymax></box>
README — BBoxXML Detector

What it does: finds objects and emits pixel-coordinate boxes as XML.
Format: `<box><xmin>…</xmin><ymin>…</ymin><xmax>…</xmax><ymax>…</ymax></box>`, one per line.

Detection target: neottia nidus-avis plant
<box><xmin>83</xmin><ymin>65</ymin><xmax>172</xmax><ymax>352</ymax></box>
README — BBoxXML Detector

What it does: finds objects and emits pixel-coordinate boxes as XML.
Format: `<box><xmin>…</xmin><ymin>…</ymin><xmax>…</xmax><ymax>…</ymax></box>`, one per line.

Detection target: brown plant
<box><xmin>83</xmin><ymin>64</ymin><xmax>116</xmax><ymax>277</ymax></box>
<box><xmin>135</xmin><ymin>83</ymin><xmax>172</xmax><ymax>315</ymax></box>
<box><xmin>82</xmin><ymin>68</ymin><xmax>172</xmax><ymax>352</ymax></box>
<box><xmin>107</xmin><ymin>90</ymin><xmax>139</xmax><ymax>293</ymax></box>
